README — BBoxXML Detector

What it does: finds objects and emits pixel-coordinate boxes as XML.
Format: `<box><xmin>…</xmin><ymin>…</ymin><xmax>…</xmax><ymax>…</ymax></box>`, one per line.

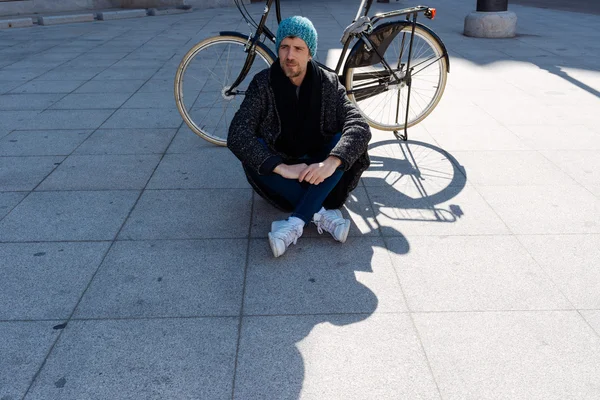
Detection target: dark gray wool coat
<box><xmin>227</xmin><ymin>65</ymin><xmax>371</xmax><ymax>211</ymax></box>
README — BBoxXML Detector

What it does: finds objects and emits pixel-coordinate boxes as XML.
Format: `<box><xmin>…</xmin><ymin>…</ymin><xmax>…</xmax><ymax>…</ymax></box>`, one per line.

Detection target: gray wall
<box><xmin>0</xmin><ymin>0</ymin><xmax>243</xmax><ymax>17</ymax></box>
<box><xmin>0</xmin><ymin>0</ymin><xmax>120</xmax><ymax>16</ymax></box>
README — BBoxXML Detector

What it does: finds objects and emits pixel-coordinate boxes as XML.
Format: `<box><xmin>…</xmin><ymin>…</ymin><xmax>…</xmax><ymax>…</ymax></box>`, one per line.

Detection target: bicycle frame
<box><xmin>226</xmin><ymin>0</ymin><xmax>441</xmax><ymax>140</ymax></box>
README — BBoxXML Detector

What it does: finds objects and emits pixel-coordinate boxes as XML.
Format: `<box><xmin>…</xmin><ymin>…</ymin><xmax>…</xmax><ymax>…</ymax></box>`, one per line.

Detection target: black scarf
<box><xmin>270</xmin><ymin>58</ymin><xmax>323</xmax><ymax>158</ymax></box>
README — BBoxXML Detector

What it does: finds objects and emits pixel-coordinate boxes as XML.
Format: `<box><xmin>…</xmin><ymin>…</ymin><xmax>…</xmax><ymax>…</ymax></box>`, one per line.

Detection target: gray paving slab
<box><xmin>540</xmin><ymin>150</ymin><xmax>600</xmax><ymax>193</ymax></box>
<box><xmin>244</xmin><ymin>237</ymin><xmax>407</xmax><ymax>315</ymax></box>
<box><xmin>123</xmin><ymin>50</ymin><xmax>176</xmax><ymax>61</ymax></box>
<box><xmin>110</xmin><ymin>59</ymin><xmax>168</xmax><ymax>69</ymax></box>
<box><xmin>0</xmin><ymin>130</ymin><xmax>92</xmax><ymax>156</ymax></box>
<box><xmin>449</xmin><ymin>150</ymin><xmax>577</xmax><ymax>186</ymax></box>
<box><xmin>507</xmin><ymin>125</ymin><xmax>600</xmax><ymax>151</ymax></box>
<box><xmin>477</xmin><ymin>184</ymin><xmax>600</xmax><ymax>234</ymax></box>
<box><xmin>0</xmin><ymin>80</ymin><xmax>23</xmax><ymax>94</ymax></box>
<box><xmin>74</xmin><ymin>128</ymin><xmax>176</xmax><ymax>155</ymax></box>
<box><xmin>72</xmin><ymin>79</ymin><xmax>146</xmax><ymax>94</ymax></box>
<box><xmin>424</xmin><ymin>103</ymin><xmax>503</xmax><ymax>129</ymax></box>
<box><xmin>101</xmin><ymin>108</ymin><xmax>183</xmax><ymax>129</ymax></box>
<box><xmin>74</xmin><ymin>239</ymin><xmax>246</xmax><ymax>318</ymax></box>
<box><xmin>29</xmin><ymin>52</ymin><xmax>83</xmax><ymax>62</ymax></box>
<box><xmin>0</xmin><ymin>93</ymin><xmax>64</xmax><ymax>111</ymax></box>
<box><xmin>0</xmin><ymin>191</ymin><xmax>26</xmax><ymax>220</ymax></box>
<box><xmin>60</xmin><ymin>58</ymin><xmax>122</xmax><ymax>68</ymax></box>
<box><xmin>146</xmin><ymin>150</ymin><xmax>248</xmax><ymax>189</ymax></box>
<box><xmin>25</xmin><ymin>318</ymin><xmax>238</xmax><ymax>400</ymax></box>
<box><xmin>387</xmin><ymin>235</ymin><xmax>572</xmax><ymax>312</ymax></box>
<box><xmin>10</xmin><ymin>80</ymin><xmax>86</xmax><ymax>94</ymax></box>
<box><xmin>0</xmin><ymin>110</ymin><xmax>36</xmax><ymax>131</ymax></box>
<box><xmin>425</xmin><ymin>124</ymin><xmax>531</xmax><ymax>151</ymax></box>
<box><xmin>0</xmin><ymin>156</ymin><xmax>63</xmax><ymax>191</ymax></box>
<box><xmin>581</xmin><ymin>311</ymin><xmax>600</xmax><ymax>336</ymax></box>
<box><xmin>234</xmin><ymin>314</ymin><xmax>439</xmax><ymax>400</ymax></box>
<box><xmin>118</xmin><ymin>188</ymin><xmax>252</xmax><ymax>240</ymax></box>
<box><xmin>93</xmin><ymin>67</ymin><xmax>159</xmax><ymax>81</ymax></box>
<box><xmin>137</xmin><ymin>78</ymin><xmax>177</xmax><ymax>93</ymax></box>
<box><xmin>37</xmin><ymin>154</ymin><xmax>161</xmax><ymax>190</ymax></box>
<box><xmin>0</xmin><ymin>68</ymin><xmax>48</xmax><ymax>81</ymax></box>
<box><xmin>413</xmin><ymin>311</ymin><xmax>600</xmax><ymax>399</ymax></box>
<box><xmin>0</xmin><ymin>321</ymin><xmax>60</xmax><ymax>400</ymax></box>
<box><xmin>70</xmin><ymin>51</ymin><xmax>131</xmax><ymax>60</ymax></box>
<box><xmin>165</xmin><ymin>125</ymin><xmax>217</xmax><ymax>153</ymax></box>
<box><xmin>588</xmin><ymin>185</ymin><xmax>600</xmax><ymax>198</ymax></box>
<box><xmin>36</xmin><ymin>67</ymin><xmax>107</xmax><ymax>81</ymax></box>
<box><xmin>0</xmin><ymin>242</ymin><xmax>110</xmax><ymax>319</ymax></box>
<box><xmin>0</xmin><ymin>190</ymin><xmax>139</xmax><ymax>242</ymax></box>
<box><xmin>48</xmin><ymin>93</ymin><xmax>130</xmax><ymax>110</ymax></box>
<box><xmin>518</xmin><ymin>235</ymin><xmax>600</xmax><ymax>309</ymax></box>
<box><xmin>24</xmin><ymin>109</ymin><xmax>115</xmax><ymax>130</ymax></box>
<box><xmin>121</xmin><ymin>91</ymin><xmax>178</xmax><ymax>109</ymax></box>
<box><xmin>367</xmin><ymin>185</ymin><xmax>510</xmax><ymax>237</ymax></box>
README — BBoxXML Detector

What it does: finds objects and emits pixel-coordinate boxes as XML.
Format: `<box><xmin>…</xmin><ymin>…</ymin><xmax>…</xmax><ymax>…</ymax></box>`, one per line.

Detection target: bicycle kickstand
<box><xmin>393</xmin><ymin>129</ymin><xmax>408</xmax><ymax>141</ymax></box>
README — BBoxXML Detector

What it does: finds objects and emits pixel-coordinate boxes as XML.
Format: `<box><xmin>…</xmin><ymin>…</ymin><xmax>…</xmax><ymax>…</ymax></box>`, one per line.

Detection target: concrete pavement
<box><xmin>1</xmin><ymin>0</ymin><xmax>600</xmax><ymax>398</ymax></box>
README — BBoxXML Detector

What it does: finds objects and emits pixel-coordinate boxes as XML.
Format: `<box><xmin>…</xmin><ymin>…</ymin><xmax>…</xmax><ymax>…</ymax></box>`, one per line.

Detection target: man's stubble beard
<box><xmin>281</xmin><ymin>61</ymin><xmax>305</xmax><ymax>79</ymax></box>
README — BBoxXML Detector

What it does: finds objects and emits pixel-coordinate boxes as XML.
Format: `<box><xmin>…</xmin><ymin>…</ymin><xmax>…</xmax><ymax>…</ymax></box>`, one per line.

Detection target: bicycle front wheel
<box><xmin>174</xmin><ymin>35</ymin><xmax>274</xmax><ymax>146</ymax></box>
<box><xmin>344</xmin><ymin>23</ymin><xmax>448</xmax><ymax>131</ymax></box>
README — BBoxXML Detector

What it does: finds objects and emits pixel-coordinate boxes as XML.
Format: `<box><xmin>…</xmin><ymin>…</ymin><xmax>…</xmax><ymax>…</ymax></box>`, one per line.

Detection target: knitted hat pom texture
<box><xmin>275</xmin><ymin>16</ymin><xmax>318</xmax><ymax>57</ymax></box>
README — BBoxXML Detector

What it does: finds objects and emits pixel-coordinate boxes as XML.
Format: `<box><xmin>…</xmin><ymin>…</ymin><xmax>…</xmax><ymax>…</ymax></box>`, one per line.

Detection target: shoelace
<box><xmin>272</xmin><ymin>224</ymin><xmax>302</xmax><ymax>247</ymax></box>
<box><xmin>315</xmin><ymin>212</ymin><xmax>342</xmax><ymax>235</ymax></box>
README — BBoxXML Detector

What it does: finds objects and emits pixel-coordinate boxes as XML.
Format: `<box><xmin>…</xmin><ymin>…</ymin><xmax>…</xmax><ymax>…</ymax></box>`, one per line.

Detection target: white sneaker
<box><xmin>268</xmin><ymin>218</ymin><xmax>304</xmax><ymax>257</ymax></box>
<box><xmin>313</xmin><ymin>208</ymin><xmax>350</xmax><ymax>243</ymax></box>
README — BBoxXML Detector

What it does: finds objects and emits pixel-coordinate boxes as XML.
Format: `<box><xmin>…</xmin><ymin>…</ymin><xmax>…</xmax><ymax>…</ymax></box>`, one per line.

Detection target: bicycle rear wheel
<box><xmin>174</xmin><ymin>35</ymin><xmax>274</xmax><ymax>146</ymax></box>
<box><xmin>344</xmin><ymin>23</ymin><xmax>448</xmax><ymax>131</ymax></box>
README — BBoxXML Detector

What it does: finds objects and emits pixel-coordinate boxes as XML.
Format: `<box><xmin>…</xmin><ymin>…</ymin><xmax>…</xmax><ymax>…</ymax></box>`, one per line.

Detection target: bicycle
<box><xmin>174</xmin><ymin>0</ymin><xmax>450</xmax><ymax>146</ymax></box>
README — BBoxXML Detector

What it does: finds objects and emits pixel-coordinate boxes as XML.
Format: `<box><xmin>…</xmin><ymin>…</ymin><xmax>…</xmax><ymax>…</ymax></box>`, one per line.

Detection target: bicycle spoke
<box><xmin>177</xmin><ymin>37</ymin><xmax>273</xmax><ymax>144</ymax></box>
<box><xmin>347</xmin><ymin>24</ymin><xmax>446</xmax><ymax>129</ymax></box>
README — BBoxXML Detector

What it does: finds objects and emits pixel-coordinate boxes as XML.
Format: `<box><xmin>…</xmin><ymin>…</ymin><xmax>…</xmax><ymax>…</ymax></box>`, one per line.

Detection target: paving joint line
<box><xmin>230</xmin><ymin>187</ymin><xmax>255</xmax><ymax>400</ymax></box>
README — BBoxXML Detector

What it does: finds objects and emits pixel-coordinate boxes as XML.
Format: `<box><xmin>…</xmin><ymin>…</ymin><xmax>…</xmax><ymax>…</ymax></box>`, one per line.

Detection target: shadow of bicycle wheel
<box><xmin>359</xmin><ymin>138</ymin><xmax>467</xmax><ymax>224</ymax></box>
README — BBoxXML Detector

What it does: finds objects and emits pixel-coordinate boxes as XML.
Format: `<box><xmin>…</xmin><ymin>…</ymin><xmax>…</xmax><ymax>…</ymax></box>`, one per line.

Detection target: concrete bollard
<box><xmin>464</xmin><ymin>0</ymin><xmax>517</xmax><ymax>38</ymax></box>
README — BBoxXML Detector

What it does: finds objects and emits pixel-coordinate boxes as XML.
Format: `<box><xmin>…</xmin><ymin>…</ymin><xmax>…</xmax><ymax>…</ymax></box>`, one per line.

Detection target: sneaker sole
<box><xmin>268</xmin><ymin>232</ymin><xmax>283</xmax><ymax>257</ymax></box>
<box><xmin>337</xmin><ymin>219</ymin><xmax>351</xmax><ymax>243</ymax></box>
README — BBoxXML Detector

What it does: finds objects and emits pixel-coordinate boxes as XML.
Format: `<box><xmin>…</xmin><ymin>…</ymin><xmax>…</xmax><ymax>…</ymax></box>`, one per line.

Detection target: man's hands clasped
<box><xmin>273</xmin><ymin>156</ymin><xmax>341</xmax><ymax>185</ymax></box>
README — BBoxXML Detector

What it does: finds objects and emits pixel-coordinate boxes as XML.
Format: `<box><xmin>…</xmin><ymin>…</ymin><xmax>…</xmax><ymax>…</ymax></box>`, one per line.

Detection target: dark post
<box><xmin>476</xmin><ymin>0</ymin><xmax>508</xmax><ymax>12</ymax></box>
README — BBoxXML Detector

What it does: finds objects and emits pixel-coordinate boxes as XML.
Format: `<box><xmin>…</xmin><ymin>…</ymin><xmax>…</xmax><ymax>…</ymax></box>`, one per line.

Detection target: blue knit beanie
<box><xmin>276</xmin><ymin>16</ymin><xmax>318</xmax><ymax>57</ymax></box>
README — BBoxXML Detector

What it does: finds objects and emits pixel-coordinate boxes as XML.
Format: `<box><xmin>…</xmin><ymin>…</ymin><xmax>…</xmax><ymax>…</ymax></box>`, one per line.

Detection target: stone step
<box><xmin>0</xmin><ymin>17</ymin><xmax>33</xmax><ymax>29</ymax></box>
<box><xmin>147</xmin><ymin>8</ymin><xmax>191</xmax><ymax>16</ymax></box>
<box><xmin>96</xmin><ymin>9</ymin><xmax>147</xmax><ymax>21</ymax></box>
<box><xmin>37</xmin><ymin>14</ymin><xmax>95</xmax><ymax>26</ymax></box>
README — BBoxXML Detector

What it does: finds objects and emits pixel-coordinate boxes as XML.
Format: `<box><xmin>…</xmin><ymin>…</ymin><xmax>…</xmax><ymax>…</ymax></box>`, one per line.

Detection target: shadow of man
<box><xmin>233</xmin><ymin>139</ymin><xmax>465</xmax><ymax>398</ymax></box>
<box><xmin>232</xmin><ymin>231</ymin><xmax>410</xmax><ymax>399</ymax></box>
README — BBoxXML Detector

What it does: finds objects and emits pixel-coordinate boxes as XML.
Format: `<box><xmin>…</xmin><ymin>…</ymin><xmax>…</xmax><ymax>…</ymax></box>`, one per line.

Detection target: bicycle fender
<box><xmin>218</xmin><ymin>31</ymin><xmax>277</xmax><ymax>62</ymax></box>
<box><xmin>343</xmin><ymin>21</ymin><xmax>450</xmax><ymax>73</ymax></box>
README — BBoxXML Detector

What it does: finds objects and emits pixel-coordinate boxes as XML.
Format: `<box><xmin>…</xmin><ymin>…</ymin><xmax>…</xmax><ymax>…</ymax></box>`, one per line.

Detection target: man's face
<box><xmin>278</xmin><ymin>36</ymin><xmax>312</xmax><ymax>81</ymax></box>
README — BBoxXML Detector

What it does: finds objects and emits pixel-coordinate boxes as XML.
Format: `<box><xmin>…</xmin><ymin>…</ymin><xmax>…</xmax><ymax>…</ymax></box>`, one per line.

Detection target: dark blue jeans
<box><xmin>250</xmin><ymin>133</ymin><xmax>344</xmax><ymax>224</ymax></box>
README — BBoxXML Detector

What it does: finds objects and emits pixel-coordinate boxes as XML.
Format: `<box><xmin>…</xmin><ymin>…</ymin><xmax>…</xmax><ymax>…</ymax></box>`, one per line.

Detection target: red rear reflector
<box><xmin>430</xmin><ymin>8</ymin><xmax>437</xmax><ymax>19</ymax></box>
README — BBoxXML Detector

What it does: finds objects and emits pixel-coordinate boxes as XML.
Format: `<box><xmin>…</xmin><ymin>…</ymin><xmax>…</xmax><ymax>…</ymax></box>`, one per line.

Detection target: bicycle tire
<box><xmin>174</xmin><ymin>35</ymin><xmax>275</xmax><ymax>146</ymax></box>
<box><xmin>344</xmin><ymin>22</ymin><xmax>448</xmax><ymax>131</ymax></box>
